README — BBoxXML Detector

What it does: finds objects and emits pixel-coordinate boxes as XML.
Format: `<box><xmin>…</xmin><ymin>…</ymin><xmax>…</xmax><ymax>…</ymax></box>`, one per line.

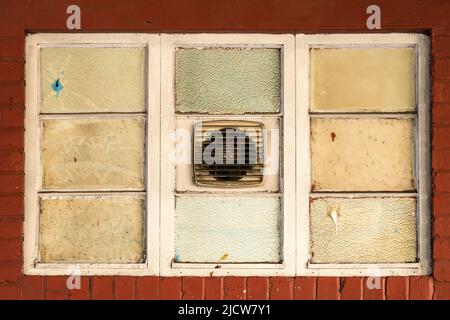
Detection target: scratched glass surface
<box><xmin>175</xmin><ymin>196</ymin><xmax>281</xmax><ymax>263</ymax></box>
<box><xmin>39</xmin><ymin>196</ymin><xmax>145</xmax><ymax>263</ymax></box>
<box><xmin>41</xmin><ymin>118</ymin><xmax>145</xmax><ymax>190</ymax></box>
<box><xmin>40</xmin><ymin>47</ymin><xmax>146</xmax><ymax>113</ymax></box>
<box><xmin>310</xmin><ymin>197</ymin><xmax>417</xmax><ymax>263</ymax></box>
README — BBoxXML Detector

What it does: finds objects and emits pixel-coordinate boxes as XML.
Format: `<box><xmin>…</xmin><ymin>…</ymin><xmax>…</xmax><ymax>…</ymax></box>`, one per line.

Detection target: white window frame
<box><xmin>160</xmin><ymin>34</ymin><xmax>296</xmax><ymax>276</ymax></box>
<box><xmin>24</xmin><ymin>33</ymin><xmax>161</xmax><ymax>276</ymax></box>
<box><xmin>23</xmin><ymin>33</ymin><xmax>431</xmax><ymax>277</ymax></box>
<box><xmin>296</xmin><ymin>33</ymin><xmax>431</xmax><ymax>276</ymax></box>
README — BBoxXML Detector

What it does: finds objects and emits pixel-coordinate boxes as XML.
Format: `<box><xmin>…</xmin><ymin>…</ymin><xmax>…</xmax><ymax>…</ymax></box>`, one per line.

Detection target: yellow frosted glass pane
<box><xmin>175</xmin><ymin>48</ymin><xmax>280</xmax><ymax>114</ymax></box>
<box><xmin>40</xmin><ymin>47</ymin><xmax>145</xmax><ymax>113</ymax></box>
<box><xmin>42</xmin><ymin>118</ymin><xmax>145</xmax><ymax>190</ymax></box>
<box><xmin>311</xmin><ymin>118</ymin><xmax>415</xmax><ymax>191</ymax></box>
<box><xmin>175</xmin><ymin>196</ymin><xmax>281</xmax><ymax>263</ymax></box>
<box><xmin>311</xmin><ymin>48</ymin><xmax>415</xmax><ymax>112</ymax></box>
<box><xmin>310</xmin><ymin>197</ymin><xmax>417</xmax><ymax>263</ymax></box>
<box><xmin>39</xmin><ymin>196</ymin><xmax>144</xmax><ymax>263</ymax></box>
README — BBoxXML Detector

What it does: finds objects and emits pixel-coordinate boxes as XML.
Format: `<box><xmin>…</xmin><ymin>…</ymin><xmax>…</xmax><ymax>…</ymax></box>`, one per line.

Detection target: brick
<box><xmin>294</xmin><ymin>277</ymin><xmax>316</xmax><ymax>300</ymax></box>
<box><xmin>433</xmin><ymin>148</ymin><xmax>450</xmax><ymax>170</ymax></box>
<box><xmin>410</xmin><ymin>276</ymin><xmax>433</xmax><ymax>300</ymax></box>
<box><xmin>340</xmin><ymin>277</ymin><xmax>363</xmax><ymax>300</ymax></box>
<box><xmin>0</xmin><ymin>37</ymin><xmax>24</xmax><ymax>58</ymax></box>
<box><xmin>0</xmin><ymin>217</ymin><xmax>22</xmax><ymax>239</ymax></box>
<box><xmin>434</xmin><ymin>81</ymin><xmax>450</xmax><ymax>102</ymax></box>
<box><xmin>435</xmin><ymin>172</ymin><xmax>450</xmax><ymax>192</ymax></box>
<box><xmin>247</xmin><ymin>277</ymin><xmax>269</xmax><ymax>300</ymax></box>
<box><xmin>0</xmin><ymin>260</ymin><xmax>21</xmax><ymax>284</ymax></box>
<box><xmin>0</xmin><ymin>127</ymin><xmax>23</xmax><ymax>149</ymax></box>
<box><xmin>434</xmin><ymin>237</ymin><xmax>450</xmax><ymax>259</ymax></box>
<box><xmin>160</xmin><ymin>277</ymin><xmax>181</xmax><ymax>300</ymax></box>
<box><xmin>0</xmin><ymin>239</ymin><xmax>21</xmax><ymax>260</ymax></box>
<box><xmin>0</xmin><ymin>174</ymin><xmax>23</xmax><ymax>193</ymax></box>
<box><xmin>270</xmin><ymin>277</ymin><xmax>293</xmax><ymax>300</ymax></box>
<box><xmin>224</xmin><ymin>277</ymin><xmax>246</xmax><ymax>300</ymax></box>
<box><xmin>114</xmin><ymin>277</ymin><xmax>135</xmax><ymax>300</ymax></box>
<box><xmin>434</xmin><ymin>217</ymin><xmax>450</xmax><ymax>237</ymax></box>
<box><xmin>0</xmin><ymin>150</ymin><xmax>23</xmax><ymax>172</ymax></box>
<box><xmin>0</xmin><ymin>61</ymin><xmax>23</xmax><ymax>81</ymax></box>
<box><xmin>136</xmin><ymin>277</ymin><xmax>158</xmax><ymax>300</ymax></box>
<box><xmin>433</xmin><ymin>104</ymin><xmax>450</xmax><ymax>126</ymax></box>
<box><xmin>363</xmin><ymin>277</ymin><xmax>385</xmax><ymax>300</ymax></box>
<box><xmin>0</xmin><ymin>104</ymin><xmax>24</xmax><ymax>127</ymax></box>
<box><xmin>0</xmin><ymin>82</ymin><xmax>23</xmax><ymax>105</ymax></box>
<box><xmin>67</xmin><ymin>277</ymin><xmax>90</xmax><ymax>300</ymax></box>
<box><xmin>434</xmin><ymin>59</ymin><xmax>450</xmax><ymax>80</ymax></box>
<box><xmin>433</xmin><ymin>194</ymin><xmax>450</xmax><ymax>217</ymax></box>
<box><xmin>434</xmin><ymin>282</ymin><xmax>450</xmax><ymax>300</ymax></box>
<box><xmin>317</xmin><ymin>277</ymin><xmax>339</xmax><ymax>300</ymax></box>
<box><xmin>0</xmin><ymin>196</ymin><xmax>23</xmax><ymax>216</ymax></box>
<box><xmin>91</xmin><ymin>276</ymin><xmax>113</xmax><ymax>300</ymax></box>
<box><xmin>433</xmin><ymin>36</ymin><xmax>450</xmax><ymax>57</ymax></box>
<box><xmin>204</xmin><ymin>277</ymin><xmax>222</xmax><ymax>300</ymax></box>
<box><xmin>434</xmin><ymin>260</ymin><xmax>450</xmax><ymax>281</ymax></box>
<box><xmin>0</xmin><ymin>285</ymin><xmax>20</xmax><ymax>299</ymax></box>
<box><xmin>386</xmin><ymin>277</ymin><xmax>408</xmax><ymax>300</ymax></box>
<box><xmin>182</xmin><ymin>277</ymin><xmax>203</xmax><ymax>300</ymax></box>
<box><xmin>21</xmin><ymin>276</ymin><xmax>45</xmax><ymax>300</ymax></box>
<box><xmin>46</xmin><ymin>276</ymin><xmax>67</xmax><ymax>300</ymax></box>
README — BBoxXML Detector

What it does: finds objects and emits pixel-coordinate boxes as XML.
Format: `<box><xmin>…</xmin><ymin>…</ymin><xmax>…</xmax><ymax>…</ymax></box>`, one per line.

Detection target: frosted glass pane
<box><xmin>175</xmin><ymin>196</ymin><xmax>281</xmax><ymax>263</ymax></box>
<box><xmin>310</xmin><ymin>197</ymin><xmax>417</xmax><ymax>263</ymax></box>
<box><xmin>311</xmin><ymin>118</ymin><xmax>415</xmax><ymax>191</ymax></box>
<box><xmin>42</xmin><ymin>118</ymin><xmax>145</xmax><ymax>190</ymax></box>
<box><xmin>175</xmin><ymin>48</ymin><xmax>280</xmax><ymax>114</ymax></box>
<box><xmin>39</xmin><ymin>196</ymin><xmax>144</xmax><ymax>262</ymax></box>
<box><xmin>40</xmin><ymin>47</ymin><xmax>145</xmax><ymax>113</ymax></box>
<box><xmin>311</xmin><ymin>48</ymin><xmax>415</xmax><ymax>112</ymax></box>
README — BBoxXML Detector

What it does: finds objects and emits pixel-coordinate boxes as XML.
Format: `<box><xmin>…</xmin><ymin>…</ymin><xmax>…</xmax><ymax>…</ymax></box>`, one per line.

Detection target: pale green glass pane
<box><xmin>175</xmin><ymin>48</ymin><xmax>280</xmax><ymax>114</ymax></box>
<box><xmin>39</xmin><ymin>196</ymin><xmax>144</xmax><ymax>263</ymax></box>
<box><xmin>311</xmin><ymin>118</ymin><xmax>415</xmax><ymax>191</ymax></box>
<box><xmin>311</xmin><ymin>48</ymin><xmax>415</xmax><ymax>112</ymax></box>
<box><xmin>310</xmin><ymin>197</ymin><xmax>417</xmax><ymax>263</ymax></box>
<box><xmin>40</xmin><ymin>47</ymin><xmax>145</xmax><ymax>113</ymax></box>
<box><xmin>175</xmin><ymin>196</ymin><xmax>281</xmax><ymax>263</ymax></box>
<box><xmin>42</xmin><ymin>118</ymin><xmax>145</xmax><ymax>190</ymax></box>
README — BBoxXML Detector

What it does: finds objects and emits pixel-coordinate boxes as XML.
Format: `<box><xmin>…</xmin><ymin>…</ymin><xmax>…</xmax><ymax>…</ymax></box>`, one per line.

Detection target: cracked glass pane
<box><xmin>42</xmin><ymin>118</ymin><xmax>145</xmax><ymax>190</ymax></box>
<box><xmin>175</xmin><ymin>196</ymin><xmax>281</xmax><ymax>263</ymax></box>
<box><xmin>310</xmin><ymin>197</ymin><xmax>417</xmax><ymax>263</ymax></box>
<box><xmin>175</xmin><ymin>47</ymin><xmax>281</xmax><ymax>114</ymax></box>
<box><xmin>40</xmin><ymin>47</ymin><xmax>145</xmax><ymax>113</ymax></box>
<box><xmin>39</xmin><ymin>196</ymin><xmax>145</xmax><ymax>263</ymax></box>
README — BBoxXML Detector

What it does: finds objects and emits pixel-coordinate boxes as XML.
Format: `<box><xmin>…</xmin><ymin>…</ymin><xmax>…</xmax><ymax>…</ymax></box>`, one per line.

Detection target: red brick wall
<box><xmin>0</xmin><ymin>0</ymin><xmax>449</xmax><ymax>300</ymax></box>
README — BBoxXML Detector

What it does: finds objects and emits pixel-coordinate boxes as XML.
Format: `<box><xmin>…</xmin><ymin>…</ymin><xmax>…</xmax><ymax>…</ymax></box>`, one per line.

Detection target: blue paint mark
<box><xmin>51</xmin><ymin>79</ymin><xmax>63</xmax><ymax>96</ymax></box>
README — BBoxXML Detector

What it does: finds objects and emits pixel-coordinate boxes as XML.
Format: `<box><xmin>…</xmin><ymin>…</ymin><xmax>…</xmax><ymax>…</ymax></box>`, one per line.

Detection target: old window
<box><xmin>160</xmin><ymin>34</ymin><xmax>296</xmax><ymax>276</ymax></box>
<box><xmin>24</xmin><ymin>33</ymin><xmax>430</xmax><ymax>276</ymax></box>
<box><xmin>24</xmin><ymin>34</ymin><xmax>160</xmax><ymax>275</ymax></box>
<box><xmin>296</xmin><ymin>34</ymin><xmax>431</xmax><ymax>276</ymax></box>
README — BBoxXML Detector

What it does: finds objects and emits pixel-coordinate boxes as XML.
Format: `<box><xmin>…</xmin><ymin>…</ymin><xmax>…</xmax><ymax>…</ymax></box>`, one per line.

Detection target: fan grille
<box><xmin>193</xmin><ymin>120</ymin><xmax>264</xmax><ymax>187</ymax></box>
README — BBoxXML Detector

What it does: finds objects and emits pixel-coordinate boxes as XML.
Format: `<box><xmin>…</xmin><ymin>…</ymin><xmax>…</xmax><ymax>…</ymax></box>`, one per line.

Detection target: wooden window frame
<box><xmin>23</xmin><ymin>33</ymin><xmax>431</xmax><ymax>277</ymax></box>
<box><xmin>296</xmin><ymin>33</ymin><xmax>431</xmax><ymax>276</ymax></box>
<box><xmin>24</xmin><ymin>34</ymin><xmax>161</xmax><ymax>276</ymax></box>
